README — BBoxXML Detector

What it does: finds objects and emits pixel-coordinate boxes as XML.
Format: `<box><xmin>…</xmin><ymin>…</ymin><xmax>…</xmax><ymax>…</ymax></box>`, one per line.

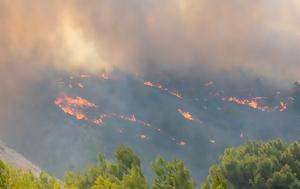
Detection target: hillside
<box><xmin>0</xmin><ymin>140</ymin><xmax>41</xmax><ymax>176</ymax></box>
<box><xmin>2</xmin><ymin>71</ymin><xmax>299</xmax><ymax>180</ymax></box>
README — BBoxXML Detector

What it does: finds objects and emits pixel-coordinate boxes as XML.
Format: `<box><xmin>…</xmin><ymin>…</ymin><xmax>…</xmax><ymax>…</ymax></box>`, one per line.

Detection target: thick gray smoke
<box><xmin>1</xmin><ymin>0</ymin><xmax>300</xmax><ymax>85</ymax></box>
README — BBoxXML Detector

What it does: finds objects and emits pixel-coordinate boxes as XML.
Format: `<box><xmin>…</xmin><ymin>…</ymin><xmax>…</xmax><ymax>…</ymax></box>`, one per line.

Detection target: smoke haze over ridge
<box><xmin>1</xmin><ymin>0</ymin><xmax>300</xmax><ymax>85</ymax></box>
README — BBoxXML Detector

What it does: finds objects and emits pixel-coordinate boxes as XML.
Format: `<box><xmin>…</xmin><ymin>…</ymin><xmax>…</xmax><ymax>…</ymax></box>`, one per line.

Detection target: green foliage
<box><xmin>89</xmin><ymin>176</ymin><xmax>121</xmax><ymax>189</ymax></box>
<box><xmin>64</xmin><ymin>145</ymin><xmax>195</xmax><ymax>189</ymax></box>
<box><xmin>0</xmin><ymin>160</ymin><xmax>9</xmax><ymax>188</ymax></box>
<box><xmin>64</xmin><ymin>144</ymin><xmax>148</xmax><ymax>189</ymax></box>
<box><xmin>202</xmin><ymin>139</ymin><xmax>300</xmax><ymax>189</ymax></box>
<box><xmin>111</xmin><ymin>144</ymin><xmax>141</xmax><ymax>180</ymax></box>
<box><xmin>0</xmin><ymin>160</ymin><xmax>61</xmax><ymax>189</ymax></box>
<box><xmin>6</xmin><ymin>140</ymin><xmax>300</xmax><ymax>189</ymax></box>
<box><xmin>122</xmin><ymin>167</ymin><xmax>148</xmax><ymax>189</ymax></box>
<box><xmin>152</xmin><ymin>156</ymin><xmax>195</xmax><ymax>189</ymax></box>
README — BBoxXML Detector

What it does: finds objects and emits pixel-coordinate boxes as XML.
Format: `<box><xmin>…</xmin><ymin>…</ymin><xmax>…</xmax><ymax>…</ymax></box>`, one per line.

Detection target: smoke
<box><xmin>2</xmin><ymin>0</ymin><xmax>300</xmax><ymax>182</ymax></box>
<box><xmin>1</xmin><ymin>0</ymin><xmax>300</xmax><ymax>85</ymax></box>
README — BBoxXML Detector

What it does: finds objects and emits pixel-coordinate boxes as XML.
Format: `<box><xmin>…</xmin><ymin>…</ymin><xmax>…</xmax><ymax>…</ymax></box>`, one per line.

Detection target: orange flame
<box><xmin>177</xmin><ymin>108</ymin><xmax>194</xmax><ymax>121</ymax></box>
<box><xmin>144</xmin><ymin>80</ymin><xmax>184</xmax><ymax>99</ymax></box>
<box><xmin>55</xmin><ymin>95</ymin><xmax>96</xmax><ymax>108</ymax></box>
<box><xmin>228</xmin><ymin>96</ymin><xmax>271</xmax><ymax>112</ymax></box>
<box><xmin>55</xmin><ymin>90</ymin><xmax>188</xmax><ymax>146</ymax></box>
<box><xmin>248</xmin><ymin>100</ymin><xmax>258</xmax><ymax>109</ymax></box>
<box><xmin>55</xmin><ymin>95</ymin><xmax>97</xmax><ymax>121</ymax></box>
<box><xmin>64</xmin><ymin>107</ymin><xmax>87</xmax><ymax>120</ymax></box>
<box><xmin>55</xmin><ymin>102</ymin><xmax>88</xmax><ymax>120</ymax></box>
<box><xmin>228</xmin><ymin>96</ymin><xmax>293</xmax><ymax>112</ymax></box>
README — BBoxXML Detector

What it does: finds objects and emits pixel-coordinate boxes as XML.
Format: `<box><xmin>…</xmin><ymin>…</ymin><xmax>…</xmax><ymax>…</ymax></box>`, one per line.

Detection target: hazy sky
<box><xmin>1</xmin><ymin>0</ymin><xmax>300</xmax><ymax>86</ymax></box>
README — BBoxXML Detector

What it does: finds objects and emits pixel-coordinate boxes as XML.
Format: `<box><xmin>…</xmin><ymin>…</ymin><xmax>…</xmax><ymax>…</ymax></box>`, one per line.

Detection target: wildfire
<box><xmin>128</xmin><ymin>114</ymin><xmax>137</xmax><ymax>122</ymax></box>
<box><xmin>63</xmin><ymin>107</ymin><xmax>87</xmax><ymax>120</ymax></box>
<box><xmin>227</xmin><ymin>96</ymin><xmax>293</xmax><ymax>112</ymax></box>
<box><xmin>177</xmin><ymin>108</ymin><xmax>194</xmax><ymax>121</ymax></box>
<box><xmin>169</xmin><ymin>90</ymin><xmax>183</xmax><ymax>99</ymax></box>
<box><xmin>55</xmin><ymin>94</ymin><xmax>189</xmax><ymax>146</ymax></box>
<box><xmin>56</xmin><ymin>75</ymin><xmax>215</xmax><ymax>147</ymax></box>
<box><xmin>54</xmin><ymin>95</ymin><xmax>94</xmax><ymax>120</ymax></box>
<box><xmin>248</xmin><ymin>100</ymin><xmax>258</xmax><ymax>109</ymax></box>
<box><xmin>55</xmin><ymin>95</ymin><xmax>96</xmax><ymax>108</ymax></box>
<box><xmin>144</xmin><ymin>81</ymin><xmax>163</xmax><ymax>89</ymax></box>
<box><xmin>228</xmin><ymin>96</ymin><xmax>271</xmax><ymax>112</ymax></box>
<box><xmin>55</xmin><ymin>71</ymin><xmax>300</xmax><ymax>149</ymax></box>
<box><xmin>118</xmin><ymin>114</ymin><xmax>156</xmax><ymax>130</ymax></box>
<box><xmin>55</xmin><ymin>95</ymin><xmax>156</xmax><ymax>131</ymax></box>
<box><xmin>144</xmin><ymin>80</ymin><xmax>184</xmax><ymax>99</ymax></box>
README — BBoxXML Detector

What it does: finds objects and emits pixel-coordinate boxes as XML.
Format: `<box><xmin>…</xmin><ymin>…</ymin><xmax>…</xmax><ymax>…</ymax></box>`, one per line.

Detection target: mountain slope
<box><xmin>0</xmin><ymin>140</ymin><xmax>41</xmax><ymax>176</ymax></box>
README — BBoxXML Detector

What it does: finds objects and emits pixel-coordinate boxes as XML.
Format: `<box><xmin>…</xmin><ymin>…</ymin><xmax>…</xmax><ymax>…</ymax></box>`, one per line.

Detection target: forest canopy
<box><xmin>202</xmin><ymin>139</ymin><xmax>300</xmax><ymax>189</ymax></box>
<box><xmin>1</xmin><ymin>140</ymin><xmax>300</xmax><ymax>189</ymax></box>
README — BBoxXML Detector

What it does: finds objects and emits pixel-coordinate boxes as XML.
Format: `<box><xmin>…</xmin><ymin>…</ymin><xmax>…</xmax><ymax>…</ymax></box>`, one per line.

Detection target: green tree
<box><xmin>0</xmin><ymin>160</ymin><xmax>9</xmax><ymax>188</ymax></box>
<box><xmin>64</xmin><ymin>144</ymin><xmax>147</xmax><ymax>189</ymax></box>
<box><xmin>0</xmin><ymin>160</ymin><xmax>61</xmax><ymax>189</ymax></box>
<box><xmin>152</xmin><ymin>156</ymin><xmax>195</xmax><ymax>189</ymax></box>
<box><xmin>111</xmin><ymin>144</ymin><xmax>141</xmax><ymax>179</ymax></box>
<box><xmin>122</xmin><ymin>167</ymin><xmax>148</xmax><ymax>189</ymax></box>
<box><xmin>90</xmin><ymin>176</ymin><xmax>121</xmax><ymax>189</ymax></box>
<box><xmin>202</xmin><ymin>139</ymin><xmax>300</xmax><ymax>189</ymax></box>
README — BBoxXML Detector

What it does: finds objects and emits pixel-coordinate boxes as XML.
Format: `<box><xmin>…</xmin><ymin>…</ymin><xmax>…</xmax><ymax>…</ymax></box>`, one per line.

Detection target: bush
<box><xmin>202</xmin><ymin>139</ymin><xmax>300</xmax><ymax>189</ymax></box>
